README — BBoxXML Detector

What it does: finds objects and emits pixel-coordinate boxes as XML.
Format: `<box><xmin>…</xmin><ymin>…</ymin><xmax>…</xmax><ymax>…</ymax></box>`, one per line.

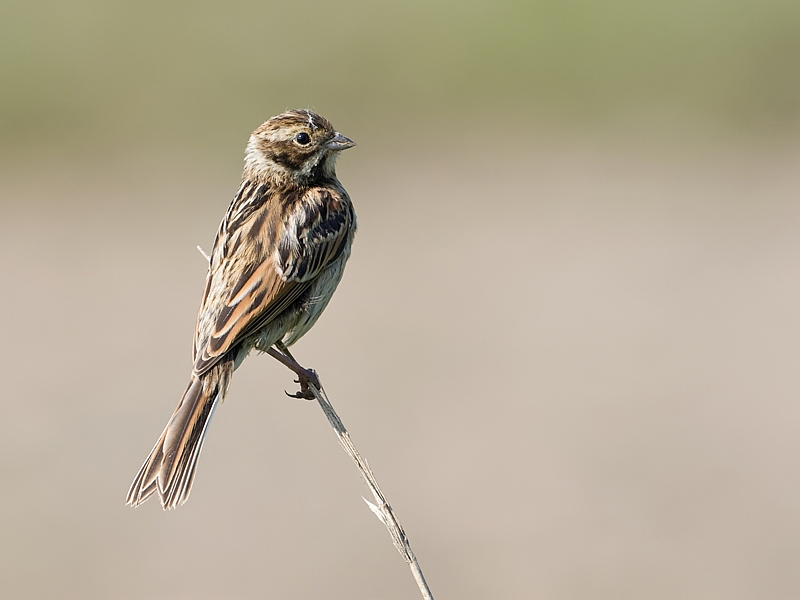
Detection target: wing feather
<box><xmin>192</xmin><ymin>184</ymin><xmax>352</xmax><ymax>376</ymax></box>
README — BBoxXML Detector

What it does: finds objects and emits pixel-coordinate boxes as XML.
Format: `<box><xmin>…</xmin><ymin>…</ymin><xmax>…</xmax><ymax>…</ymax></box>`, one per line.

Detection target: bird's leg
<box><xmin>275</xmin><ymin>341</ymin><xmax>297</xmax><ymax>362</ymax></box>
<box><xmin>267</xmin><ymin>343</ymin><xmax>320</xmax><ymax>400</ymax></box>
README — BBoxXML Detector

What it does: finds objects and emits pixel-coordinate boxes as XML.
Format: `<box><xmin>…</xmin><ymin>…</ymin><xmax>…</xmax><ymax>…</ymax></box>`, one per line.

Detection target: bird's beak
<box><xmin>325</xmin><ymin>132</ymin><xmax>356</xmax><ymax>150</ymax></box>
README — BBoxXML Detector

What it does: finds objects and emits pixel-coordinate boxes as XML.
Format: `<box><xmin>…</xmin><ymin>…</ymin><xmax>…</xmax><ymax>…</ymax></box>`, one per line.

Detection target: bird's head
<box><xmin>244</xmin><ymin>109</ymin><xmax>355</xmax><ymax>184</ymax></box>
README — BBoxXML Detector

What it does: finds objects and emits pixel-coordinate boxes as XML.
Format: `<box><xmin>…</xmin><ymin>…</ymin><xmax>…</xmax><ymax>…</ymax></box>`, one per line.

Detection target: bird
<box><xmin>126</xmin><ymin>109</ymin><xmax>357</xmax><ymax>510</ymax></box>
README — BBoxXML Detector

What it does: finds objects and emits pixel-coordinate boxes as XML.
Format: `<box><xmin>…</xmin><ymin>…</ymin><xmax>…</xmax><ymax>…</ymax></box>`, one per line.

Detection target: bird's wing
<box><xmin>192</xmin><ymin>184</ymin><xmax>353</xmax><ymax>376</ymax></box>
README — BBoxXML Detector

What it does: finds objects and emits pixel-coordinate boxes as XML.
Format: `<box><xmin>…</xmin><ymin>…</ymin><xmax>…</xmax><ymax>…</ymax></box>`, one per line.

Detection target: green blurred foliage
<box><xmin>1</xmin><ymin>0</ymin><xmax>799</xmax><ymax>149</ymax></box>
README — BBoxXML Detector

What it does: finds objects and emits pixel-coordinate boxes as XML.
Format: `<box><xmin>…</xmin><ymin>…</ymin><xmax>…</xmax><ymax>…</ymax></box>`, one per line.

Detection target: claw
<box><xmin>285</xmin><ymin>389</ymin><xmax>314</xmax><ymax>400</ymax></box>
<box><xmin>270</xmin><ymin>350</ymin><xmax>321</xmax><ymax>400</ymax></box>
<box><xmin>267</xmin><ymin>347</ymin><xmax>322</xmax><ymax>401</ymax></box>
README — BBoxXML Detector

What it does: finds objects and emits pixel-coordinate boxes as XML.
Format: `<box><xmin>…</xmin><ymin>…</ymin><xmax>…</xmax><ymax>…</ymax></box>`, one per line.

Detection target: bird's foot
<box><xmin>284</xmin><ymin>368</ymin><xmax>320</xmax><ymax>400</ymax></box>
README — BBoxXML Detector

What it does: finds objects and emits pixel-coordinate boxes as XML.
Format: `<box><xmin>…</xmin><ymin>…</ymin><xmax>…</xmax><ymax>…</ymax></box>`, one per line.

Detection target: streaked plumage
<box><xmin>127</xmin><ymin>110</ymin><xmax>356</xmax><ymax>509</ymax></box>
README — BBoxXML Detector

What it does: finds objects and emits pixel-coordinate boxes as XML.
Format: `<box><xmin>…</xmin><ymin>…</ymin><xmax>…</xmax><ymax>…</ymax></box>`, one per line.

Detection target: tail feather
<box><xmin>127</xmin><ymin>362</ymin><xmax>233</xmax><ymax>509</ymax></box>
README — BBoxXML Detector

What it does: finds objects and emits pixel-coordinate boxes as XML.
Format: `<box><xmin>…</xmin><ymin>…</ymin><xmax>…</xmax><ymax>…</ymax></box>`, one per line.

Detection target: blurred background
<box><xmin>2</xmin><ymin>1</ymin><xmax>800</xmax><ymax>598</ymax></box>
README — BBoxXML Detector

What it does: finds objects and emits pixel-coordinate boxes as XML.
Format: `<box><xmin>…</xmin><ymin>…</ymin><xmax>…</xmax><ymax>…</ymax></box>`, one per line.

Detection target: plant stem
<box><xmin>308</xmin><ymin>381</ymin><xmax>435</xmax><ymax>600</ymax></box>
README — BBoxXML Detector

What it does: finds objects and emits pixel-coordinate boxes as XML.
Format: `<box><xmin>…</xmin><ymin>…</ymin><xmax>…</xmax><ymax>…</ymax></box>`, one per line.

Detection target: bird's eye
<box><xmin>294</xmin><ymin>132</ymin><xmax>311</xmax><ymax>146</ymax></box>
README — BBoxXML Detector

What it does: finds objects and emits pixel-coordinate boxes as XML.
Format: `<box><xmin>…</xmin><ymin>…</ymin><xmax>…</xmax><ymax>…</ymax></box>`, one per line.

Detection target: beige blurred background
<box><xmin>2</xmin><ymin>1</ymin><xmax>800</xmax><ymax>598</ymax></box>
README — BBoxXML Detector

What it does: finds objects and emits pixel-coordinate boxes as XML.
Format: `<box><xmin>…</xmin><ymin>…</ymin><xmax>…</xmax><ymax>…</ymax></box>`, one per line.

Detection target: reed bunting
<box><xmin>127</xmin><ymin>110</ymin><xmax>357</xmax><ymax>509</ymax></box>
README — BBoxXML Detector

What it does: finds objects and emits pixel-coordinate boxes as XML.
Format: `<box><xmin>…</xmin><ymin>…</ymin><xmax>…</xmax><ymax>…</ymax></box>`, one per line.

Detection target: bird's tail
<box><xmin>126</xmin><ymin>361</ymin><xmax>233</xmax><ymax>509</ymax></box>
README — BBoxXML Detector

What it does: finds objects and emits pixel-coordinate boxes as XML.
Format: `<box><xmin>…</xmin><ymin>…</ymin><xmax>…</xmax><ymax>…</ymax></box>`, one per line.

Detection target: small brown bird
<box><xmin>127</xmin><ymin>110</ymin><xmax>356</xmax><ymax>509</ymax></box>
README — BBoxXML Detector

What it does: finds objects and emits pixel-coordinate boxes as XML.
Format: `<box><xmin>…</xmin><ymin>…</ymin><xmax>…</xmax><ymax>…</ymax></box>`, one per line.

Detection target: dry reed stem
<box><xmin>308</xmin><ymin>382</ymin><xmax>435</xmax><ymax>600</ymax></box>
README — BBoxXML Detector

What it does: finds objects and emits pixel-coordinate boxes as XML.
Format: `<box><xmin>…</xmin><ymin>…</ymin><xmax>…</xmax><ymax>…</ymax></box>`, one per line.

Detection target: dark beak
<box><xmin>325</xmin><ymin>132</ymin><xmax>356</xmax><ymax>150</ymax></box>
